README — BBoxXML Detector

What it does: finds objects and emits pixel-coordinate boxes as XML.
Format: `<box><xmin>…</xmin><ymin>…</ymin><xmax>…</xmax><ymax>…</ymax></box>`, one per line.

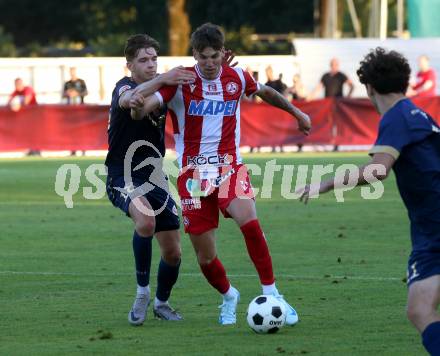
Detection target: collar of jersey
<box><xmin>195</xmin><ymin>64</ymin><xmax>223</xmax><ymax>81</ymax></box>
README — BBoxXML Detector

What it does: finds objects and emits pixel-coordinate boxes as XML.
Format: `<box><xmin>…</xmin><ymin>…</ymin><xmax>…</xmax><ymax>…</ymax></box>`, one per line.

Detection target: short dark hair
<box><xmin>190</xmin><ymin>23</ymin><xmax>224</xmax><ymax>52</ymax></box>
<box><xmin>124</xmin><ymin>34</ymin><xmax>160</xmax><ymax>62</ymax></box>
<box><xmin>357</xmin><ymin>47</ymin><xmax>411</xmax><ymax>94</ymax></box>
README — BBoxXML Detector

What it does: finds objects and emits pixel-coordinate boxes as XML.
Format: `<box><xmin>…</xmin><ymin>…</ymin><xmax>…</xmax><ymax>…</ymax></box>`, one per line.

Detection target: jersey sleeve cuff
<box><xmin>369</xmin><ymin>145</ymin><xmax>400</xmax><ymax>159</ymax></box>
<box><xmin>154</xmin><ymin>91</ymin><xmax>164</xmax><ymax>107</ymax></box>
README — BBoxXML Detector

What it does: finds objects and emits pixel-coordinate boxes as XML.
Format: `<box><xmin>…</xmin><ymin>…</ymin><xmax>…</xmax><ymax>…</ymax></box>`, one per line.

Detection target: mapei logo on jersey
<box><xmin>186</xmin><ymin>153</ymin><xmax>232</xmax><ymax>166</ymax></box>
<box><xmin>188</xmin><ymin>99</ymin><xmax>238</xmax><ymax>116</ymax></box>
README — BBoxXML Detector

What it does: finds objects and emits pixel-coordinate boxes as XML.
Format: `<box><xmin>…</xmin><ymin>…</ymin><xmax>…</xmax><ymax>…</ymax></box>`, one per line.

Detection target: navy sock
<box><xmin>422</xmin><ymin>321</ymin><xmax>440</xmax><ymax>355</ymax></box>
<box><xmin>132</xmin><ymin>231</ymin><xmax>153</xmax><ymax>287</ymax></box>
<box><xmin>156</xmin><ymin>258</ymin><xmax>181</xmax><ymax>302</ymax></box>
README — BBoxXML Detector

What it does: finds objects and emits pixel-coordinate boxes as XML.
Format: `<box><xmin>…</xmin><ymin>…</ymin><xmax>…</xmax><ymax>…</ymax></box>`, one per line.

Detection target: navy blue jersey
<box><xmin>105</xmin><ymin>77</ymin><xmax>167</xmax><ymax>177</ymax></box>
<box><xmin>369</xmin><ymin>98</ymin><xmax>440</xmax><ymax>252</ymax></box>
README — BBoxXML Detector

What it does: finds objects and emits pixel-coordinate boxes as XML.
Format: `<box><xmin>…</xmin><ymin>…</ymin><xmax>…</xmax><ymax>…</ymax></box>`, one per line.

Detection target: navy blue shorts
<box><xmin>106</xmin><ymin>174</ymin><xmax>180</xmax><ymax>233</ymax></box>
<box><xmin>407</xmin><ymin>250</ymin><xmax>440</xmax><ymax>286</ymax></box>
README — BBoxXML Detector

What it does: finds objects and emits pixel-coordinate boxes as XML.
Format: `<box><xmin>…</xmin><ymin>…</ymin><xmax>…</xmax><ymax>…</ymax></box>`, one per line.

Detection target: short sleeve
<box><xmin>340</xmin><ymin>72</ymin><xmax>348</xmax><ymax>82</ymax></box>
<box><xmin>114</xmin><ymin>81</ymin><xmax>135</xmax><ymax>102</ymax></box>
<box><xmin>156</xmin><ymin>85</ymin><xmax>178</xmax><ymax>105</ymax></box>
<box><xmin>242</xmin><ymin>70</ymin><xmax>260</xmax><ymax>96</ymax></box>
<box><xmin>369</xmin><ymin>114</ymin><xmax>411</xmax><ymax>159</ymax></box>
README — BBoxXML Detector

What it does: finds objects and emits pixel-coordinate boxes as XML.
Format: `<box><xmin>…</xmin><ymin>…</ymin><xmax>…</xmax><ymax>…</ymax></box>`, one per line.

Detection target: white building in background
<box><xmin>0</xmin><ymin>38</ymin><xmax>438</xmax><ymax>105</ymax></box>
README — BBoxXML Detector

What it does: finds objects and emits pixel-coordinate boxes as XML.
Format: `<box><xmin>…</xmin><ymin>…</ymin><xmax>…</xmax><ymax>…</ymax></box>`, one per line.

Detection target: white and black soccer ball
<box><xmin>246</xmin><ymin>295</ymin><xmax>286</xmax><ymax>334</ymax></box>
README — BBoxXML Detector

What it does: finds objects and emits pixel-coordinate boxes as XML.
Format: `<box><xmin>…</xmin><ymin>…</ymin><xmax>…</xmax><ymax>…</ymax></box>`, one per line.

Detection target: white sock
<box><xmin>262</xmin><ymin>283</ymin><xmax>277</xmax><ymax>295</ymax></box>
<box><xmin>137</xmin><ymin>285</ymin><xmax>150</xmax><ymax>295</ymax></box>
<box><xmin>222</xmin><ymin>285</ymin><xmax>237</xmax><ymax>300</ymax></box>
<box><xmin>154</xmin><ymin>297</ymin><xmax>168</xmax><ymax>308</ymax></box>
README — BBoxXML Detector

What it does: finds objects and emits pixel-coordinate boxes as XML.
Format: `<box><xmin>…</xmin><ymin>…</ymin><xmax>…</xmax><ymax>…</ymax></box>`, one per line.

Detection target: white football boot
<box><xmin>218</xmin><ymin>287</ymin><xmax>240</xmax><ymax>325</ymax></box>
<box><xmin>271</xmin><ymin>291</ymin><xmax>299</xmax><ymax>326</ymax></box>
<box><xmin>128</xmin><ymin>292</ymin><xmax>150</xmax><ymax>326</ymax></box>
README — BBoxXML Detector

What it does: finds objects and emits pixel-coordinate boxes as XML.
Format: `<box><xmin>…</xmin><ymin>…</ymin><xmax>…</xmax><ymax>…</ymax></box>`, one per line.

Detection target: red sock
<box><xmin>200</xmin><ymin>256</ymin><xmax>230</xmax><ymax>294</ymax></box>
<box><xmin>240</xmin><ymin>219</ymin><xmax>275</xmax><ymax>285</ymax></box>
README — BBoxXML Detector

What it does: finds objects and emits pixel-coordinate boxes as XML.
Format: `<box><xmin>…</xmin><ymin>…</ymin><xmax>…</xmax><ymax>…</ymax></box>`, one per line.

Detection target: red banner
<box><xmin>0</xmin><ymin>98</ymin><xmax>439</xmax><ymax>151</ymax></box>
<box><xmin>0</xmin><ymin>105</ymin><xmax>108</xmax><ymax>151</ymax></box>
<box><xmin>239</xmin><ymin>98</ymin><xmax>334</xmax><ymax>146</ymax></box>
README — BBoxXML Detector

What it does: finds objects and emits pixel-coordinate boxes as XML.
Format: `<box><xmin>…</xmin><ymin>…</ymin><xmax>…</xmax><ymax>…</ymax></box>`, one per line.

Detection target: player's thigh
<box><xmin>226</xmin><ymin>197</ymin><xmax>257</xmax><ymax>227</ymax></box>
<box><xmin>129</xmin><ymin>196</ymin><xmax>156</xmax><ymax>234</ymax></box>
<box><xmin>220</xmin><ymin>164</ymin><xmax>256</xmax><ymax>226</ymax></box>
<box><xmin>189</xmin><ymin>229</ymin><xmax>217</xmax><ymax>264</ymax></box>
<box><xmin>407</xmin><ymin>274</ymin><xmax>440</xmax><ymax>329</ymax></box>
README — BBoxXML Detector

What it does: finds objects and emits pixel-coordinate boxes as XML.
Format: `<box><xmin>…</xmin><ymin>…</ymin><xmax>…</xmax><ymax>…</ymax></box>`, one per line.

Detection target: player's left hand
<box><xmin>162</xmin><ymin>66</ymin><xmax>196</xmax><ymax>85</ymax></box>
<box><xmin>223</xmin><ymin>49</ymin><xmax>238</xmax><ymax>67</ymax></box>
<box><xmin>295</xmin><ymin>111</ymin><xmax>312</xmax><ymax>136</ymax></box>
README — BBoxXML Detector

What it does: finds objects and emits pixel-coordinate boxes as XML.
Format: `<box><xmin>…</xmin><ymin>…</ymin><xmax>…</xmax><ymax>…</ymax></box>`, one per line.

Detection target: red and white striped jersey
<box><xmin>154</xmin><ymin>64</ymin><xmax>259</xmax><ymax>168</ymax></box>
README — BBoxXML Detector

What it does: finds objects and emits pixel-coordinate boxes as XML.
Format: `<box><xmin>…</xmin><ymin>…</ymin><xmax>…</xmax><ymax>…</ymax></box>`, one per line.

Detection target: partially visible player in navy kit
<box><xmin>105</xmin><ymin>34</ymin><xmax>195</xmax><ymax>324</ymax></box>
<box><xmin>298</xmin><ymin>47</ymin><xmax>440</xmax><ymax>355</ymax></box>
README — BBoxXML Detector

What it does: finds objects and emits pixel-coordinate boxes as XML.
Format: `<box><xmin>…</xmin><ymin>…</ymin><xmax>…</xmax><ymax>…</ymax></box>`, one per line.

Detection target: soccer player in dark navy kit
<box><xmin>105</xmin><ymin>34</ymin><xmax>195</xmax><ymax>324</ymax></box>
<box><xmin>298</xmin><ymin>48</ymin><xmax>440</xmax><ymax>355</ymax></box>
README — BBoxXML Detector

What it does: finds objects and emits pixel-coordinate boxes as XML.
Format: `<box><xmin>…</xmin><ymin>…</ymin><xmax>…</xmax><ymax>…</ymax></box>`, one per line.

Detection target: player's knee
<box><xmin>163</xmin><ymin>248</ymin><xmax>181</xmax><ymax>265</ymax></box>
<box><xmin>135</xmin><ymin>217</ymin><xmax>155</xmax><ymax>237</ymax></box>
<box><xmin>406</xmin><ymin>303</ymin><xmax>430</xmax><ymax>329</ymax></box>
<box><xmin>236</xmin><ymin>210</ymin><xmax>257</xmax><ymax>226</ymax></box>
<box><xmin>197</xmin><ymin>253</ymin><xmax>215</xmax><ymax>266</ymax></box>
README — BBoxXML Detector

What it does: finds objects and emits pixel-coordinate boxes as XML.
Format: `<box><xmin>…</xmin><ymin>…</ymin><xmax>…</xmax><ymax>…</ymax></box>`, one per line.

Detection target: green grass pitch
<box><xmin>0</xmin><ymin>153</ymin><xmax>424</xmax><ymax>355</ymax></box>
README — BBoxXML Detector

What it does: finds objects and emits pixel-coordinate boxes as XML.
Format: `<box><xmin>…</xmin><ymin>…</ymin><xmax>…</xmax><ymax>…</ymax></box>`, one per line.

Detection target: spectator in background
<box><xmin>265</xmin><ymin>65</ymin><xmax>287</xmax><ymax>96</ymax></box>
<box><xmin>8</xmin><ymin>78</ymin><xmax>39</xmax><ymax>155</ymax></box>
<box><xmin>287</xmin><ymin>74</ymin><xmax>307</xmax><ymax>101</ymax></box>
<box><xmin>409</xmin><ymin>55</ymin><xmax>437</xmax><ymax>97</ymax></box>
<box><xmin>265</xmin><ymin>65</ymin><xmax>288</xmax><ymax>152</ymax></box>
<box><xmin>8</xmin><ymin>78</ymin><xmax>37</xmax><ymax>112</ymax></box>
<box><xmin>308</xmin><ymin>58</ymin><xmax>353</xmax><ymax>152</ymax></box>
<box><xmin>63</xmin><ymin>67</ymin><xmax>88</xmax><ymax>104</ymax></box>
<box><xmin>308</xmin><ymin>58</ymin><xmax>354</xmax><ymax>100</ymax></box>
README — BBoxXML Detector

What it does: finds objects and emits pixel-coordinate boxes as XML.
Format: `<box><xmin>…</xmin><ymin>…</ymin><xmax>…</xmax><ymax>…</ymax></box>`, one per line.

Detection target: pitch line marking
<box><xmin>0</xmin><ymin>270</ymin><xmax>402</xmax><ymax>281</ymax></box>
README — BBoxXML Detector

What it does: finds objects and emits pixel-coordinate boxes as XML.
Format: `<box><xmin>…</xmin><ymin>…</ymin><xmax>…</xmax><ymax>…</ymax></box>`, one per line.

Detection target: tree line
<box><xmin>0</xmin><ymin>0</ymin><xmax>313</xmax><ymax>57</ymax></box>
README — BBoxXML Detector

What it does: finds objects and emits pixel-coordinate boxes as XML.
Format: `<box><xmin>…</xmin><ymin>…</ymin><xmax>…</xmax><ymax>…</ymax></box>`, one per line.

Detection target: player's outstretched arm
<box><xmin>296</xmin><ymin>152</ymin><xmax>395</xmax><ymax>204</ymax></box>
<box><xmin>119</xmin><ymin>67</ymin><xmax>195</xmax><ymax>109</ymax></box>
<box><xmin>129</xmin><ymin>93</ymin><xmax>161</xmax><ymax>121</ymax></box>
<box><xmin>135</xmin><ymin>66</ymin><xmax>195</xmax><ymax>98</ymax></box>
<box><xmin>255</xmin><ymin>84</ymin><xmax>311</xmax><ymax>135</ymax></box>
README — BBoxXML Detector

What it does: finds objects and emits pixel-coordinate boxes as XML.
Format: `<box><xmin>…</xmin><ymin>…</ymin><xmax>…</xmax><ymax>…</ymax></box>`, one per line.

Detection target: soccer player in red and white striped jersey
<box><xmin>135</xmin><ymin>23</ymin><xmax>311</xmax><ymax>325</ymax></box>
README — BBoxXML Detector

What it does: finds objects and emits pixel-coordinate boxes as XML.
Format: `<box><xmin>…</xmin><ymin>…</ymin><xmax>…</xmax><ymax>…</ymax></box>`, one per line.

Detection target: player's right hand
<box><xmin>162</xmin><ymin>66</ymin><xmax>196</xmax><ymax>85</ymax></box>
<box><xmin>129</xmin><ymin>92</ymin><xmax>144</xmax><ymax>109</ymax></box>
<box><xmin>295</xmin><ymin>180</ymin><xmax>331</xmax><ymax>204</ymax></box>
